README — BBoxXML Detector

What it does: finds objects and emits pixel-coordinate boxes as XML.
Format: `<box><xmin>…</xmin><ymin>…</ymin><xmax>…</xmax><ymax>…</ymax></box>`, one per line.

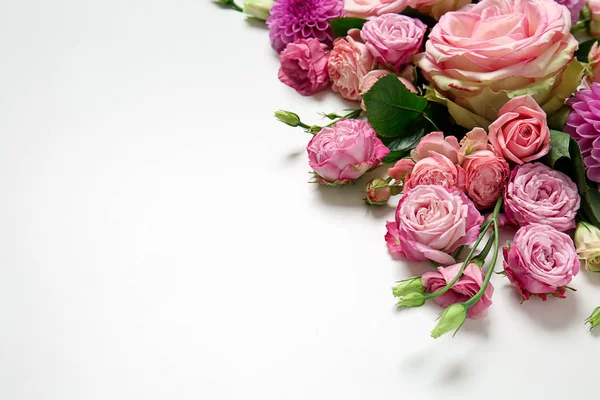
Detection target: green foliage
<box><xmin>329</xmin><ymin>17</ymin><xmax>367</xmax><ymax>38</ymax></box>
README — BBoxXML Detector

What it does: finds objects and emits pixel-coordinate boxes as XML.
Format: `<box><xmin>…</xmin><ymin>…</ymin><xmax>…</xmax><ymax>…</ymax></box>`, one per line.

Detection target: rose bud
<box><xmin>387</xmin><ymin>158</ymin><xmax>415</xmax><ymax>183</ymax></box>
<box><xmin>504</xmin><ymin>224</ymin><xmax>580</xmax><ymax>301</ymax></box>
<box><xmin>574</xmin><ymin>221</ymin><xmax>600</xmax><ymax>272</ymax></box>
<box><xmin>488</xmin><ymin>95</ymin><xmax>550</xmax><ymax>165</ymax></box>
<box><xmin>586</xmin><ymin>306</ymin><xmax>600</xmax><ymax>331</ymax></box>
<box><xmin>274</xmin><ymin>110</ymin><xmax>302</xmax><ymax>127</ymax></box>
<box><xmin>307</xmin><ymin>119</ymin><xmax>389</xmax><ymax>185</ymax></box>
<box><xmin>503</xmin><ymin>163</ymin><xmax>580</xmax><ymax>232</ymax></box>
<box><xmin>431</xmin><ymin>303</ymin><xmax>467</xmax><ymax>339</ymax></box>
<box><xmin>365</xmin><ymin>178</ymin><xmax>392</xmax><ymax>205</ymax></box>
<box><xmin>385</xmin><ymin>185</ymin><xmax>483</xmax><ymax>265</ymax></box>
<box><xmin>458</xmin><ymin>127</ymin><xmax>493</xmax><ymax>164</ymax></box>
<box><xmin>422</xmin><ymin>263</ymin><xmax>494</xmax><ymax>319</ymax></box>
<box><xmin>243</xmin><ymin>0</ymin><xmax>273</xmax><ymax>20</ymax></box>
<box><xmin>392</xmin><ymin>277</ymin><xmax>425</xmax><ymax>298</ymax></box>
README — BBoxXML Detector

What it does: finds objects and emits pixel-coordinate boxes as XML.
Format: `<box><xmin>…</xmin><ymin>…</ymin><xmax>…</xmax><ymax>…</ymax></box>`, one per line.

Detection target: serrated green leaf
<box><xmin>329</xmin><ymin>17</ymin><xmax>367</xmax><ymax>38</ymax></box>
<box><xmin>569</xmin><ymin>139</ymin><xmax>600</xmax><ymax>227</ymax></box>
<box><xmin>382</xmin><ymin>150</ymin><xmax>409</xmax><ymax>164</ymax></box>
<box><xmin>545</xmin><ymin>130</ymin><xmax>572</xmax><ymax>168</ymax></box>
<box><xmin>363</xmin><ymin>74</ymin><xmax>428</xmax><ymax>137</ymax></box>
<box><xmin>547</xmin><ymin>105</ymin><xmax>571</xmax><ymax>131</ymax></box>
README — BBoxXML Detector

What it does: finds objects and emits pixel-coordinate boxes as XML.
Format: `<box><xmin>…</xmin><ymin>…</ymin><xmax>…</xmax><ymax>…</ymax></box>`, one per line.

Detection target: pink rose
<box><xmin>307</xmin><ymin>119</ymin><xmax>389</xmax><ymax>184</ymax></box>
<box><xmin>343</xmin><ymin>0</ymin><xmax>412</xmax><ymax>18</ymax></box>
<box><xmin>458</xmin><ymin>128</ymin><xmax>492</xmax><ymax>164</ymax></box>
<box><xmin>422</xmin><ymin>263</ymin><xmax>494</xmax><ymax>319</ymax></box>
<box><xmin>503</xmin><ymin>163</ymin><xmax>580</xmax><ymax>231</ymax></box>
<box><xmin>359</xmin><ymin>70</ymin><xmax>417</xmax><ymax>111</ymax></box>
<box><xmin>411</xmin><ymin>131</ymin><xmax>460</xmax><ymax>164</ymax></box>
<box><xmin>416</xmin><ymin>0</ymin><xmax>471</xmax><ymax>20</ymax></box>
<box><xmin>504</xmin><ymin>223</ymin><xmax>580</xmax><ymax>300</ymax></box>
<box><xmin>488</xmin><ymin>95</ymin><xmax>551</xmax><ymax>165</ymax></box>
<box><xmin>403</xmin><ymin>152</ymin><xmax>466</xmax><ymax>191</ymax></box>
<box><xmin>278</xmin><ymin>39</ymin><xmax>330</xmax><ymax>96</ymax></box>
<box><xmin>462</xmin><ymin>150</ymin><xmax>510</xmax><ymax>210</ymax></box>
<box><xmin>360</xmin><ymin>14</ymin><xmax>427</xmax><ymax>72</ymax></box>
<box><xmin>588</xmin><ymin>42</ymin><xmax>600</xmax><ymax>84</ymax></box>
<box><xmin>589</xmin><ymin>0</ymin><xmax>600</xmax><ymax>37</ymax></box>
<box><xmin>385</xmin><ymin>185</ymin><xmax>483</xmax><ymax>264</ymax></box>
<box><xmin>328</xmin><ymin>35</ymin><xmax>376</xmax><ymax>101</ymax></box>
<box><xmin>416</xmin><ymin>0</ymin><xmax>579</xmax><ymax>128</ymax></box>
<box><xmin>387</xmin><ymin>158</ymin><xmax>415</xmax><ymax>181</ymax></box>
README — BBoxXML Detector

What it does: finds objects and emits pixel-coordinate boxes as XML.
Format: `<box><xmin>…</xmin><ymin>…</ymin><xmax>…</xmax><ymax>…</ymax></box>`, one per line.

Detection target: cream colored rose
<box><xmin>575</xmin><ymin>221</ymin><xmax>600</xmax><ymax>272</ymax></box>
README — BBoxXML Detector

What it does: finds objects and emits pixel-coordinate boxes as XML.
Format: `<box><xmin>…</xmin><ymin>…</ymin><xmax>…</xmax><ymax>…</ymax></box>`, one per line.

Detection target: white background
<box><xmin>1</xmin><ymin>1</ymin><xmax>600</xmax><ymax>399</ymax></box>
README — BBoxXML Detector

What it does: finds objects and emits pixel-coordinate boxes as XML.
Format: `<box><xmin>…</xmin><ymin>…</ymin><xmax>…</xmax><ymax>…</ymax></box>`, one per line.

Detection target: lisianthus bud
<box><xmin>243</xmin><ymin>0</ymin><xmax>273</xmax><ymax>20</ymax></box>
<box><xmin>574</xmin><ymin>221</ymin><xmax>600</xmax><ymax>272</ymax></box>
<box><xmin>392</xmin><ymin>277</ymin><xmax>425</xmax><ymax>298</ymax></box>
<box><xmin>365</xmin><ymin>178</ymin><xmax>391</xmax><ymax>205</ymax></box>
<box><xmin>395</xmin><ymin>292</ymin><xmax>426</xmax><ymax>308</ymax></box>
<box><xmin>274</xmin><ymin>110</ymin><xmax>301</xmax><ymax>127</ymax></box>
<box><xmin>431</xmin><ymin>303</ymin><xmax>467</xmax><ymax>339</ymax></box>
<box><xmin>586</xmin><ymin>306</ymin><xmax>600</xmax><ymax>330</ymax></box>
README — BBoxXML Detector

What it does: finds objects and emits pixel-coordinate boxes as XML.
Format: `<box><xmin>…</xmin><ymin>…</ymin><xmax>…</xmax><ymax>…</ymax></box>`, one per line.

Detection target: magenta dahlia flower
<box><xmin>554</xmin><ymin>0</ymin><xmax>585</xmax><ymax>25</ymax></box>
<box><xmin>267</xmin><ymin>0</ymin><xmax>344</xmax><ymax>53</ymax></box>
<box><xmin>565</xmin><ymin>83</ymin><xmax>600</xmax><ymax>183</ymax></box>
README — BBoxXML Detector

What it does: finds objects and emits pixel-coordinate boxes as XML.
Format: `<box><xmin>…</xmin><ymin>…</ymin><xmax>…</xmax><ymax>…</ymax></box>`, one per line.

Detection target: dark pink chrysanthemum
<box><xmin>267</xmin><ymin>0</ymin><xmax>344</xmax><ymax>53</ymax></box>
<box><xmin>565</xmin><ymin>83</ymin><xmax>600</xmax><ymax>183</ymax></box>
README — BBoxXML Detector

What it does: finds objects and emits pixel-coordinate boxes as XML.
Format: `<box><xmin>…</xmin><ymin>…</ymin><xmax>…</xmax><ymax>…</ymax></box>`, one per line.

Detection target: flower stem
<box><xmin>324</xmin><ymin>109</ymin><xmax>363</xmax><ymax>127</ymax></box>
<box><xmin>230</xmin><ymin>0</ymin><xmax>243</xmax><ymax>11</ymax></box>
<box><xmin>472</xmin><ymin>235</ymin><xmax>494</xmax><ymax>266</ymax></box>
<box><xmin>571</xmin><ymin>20</ymin><xmax>588</xmax><ymax>34</ymax></box>
<box><xmin>422</xmin><ymin>113</ymin><xmax>439</xmax><ymax>131</ymax></box>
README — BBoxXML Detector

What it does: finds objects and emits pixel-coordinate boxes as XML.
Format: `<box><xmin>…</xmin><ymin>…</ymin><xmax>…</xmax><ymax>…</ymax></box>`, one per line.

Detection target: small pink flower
<box><xmin>411</xmin><ymin>131</ymin><xmax>460</xmax><ymax>164</ymax></box>
<box><xmin>404</xmin><ymin>152</ymin><xmax>466</xmax><ymax>191</ymax></box>
<box><xmin>462</xmin><ymin>150</ymin><xmax>510</xmax><ymax>210</ymax></box>
<box><xmin>307</xmin><ymin>119</ymin><xmax>389</xmax><ymax>184</ymax></box>
<box><xmin>387</xmin><ymin>158</ymin><xmax>415</xmax><ymax>181</ymax></box>
<box><xmin>360</xmin><ymin>14</ymin><xmax>427</xmax><ymax>72</ymax></box>
<box><xmin>359</xmin><ymin>70</ymin><xmax>417</xmax><ymax>111</ymax></box>
<box><xmin>503</xmin><ymin>163</ymin><xmax>580</xmax><ymax>231</ymax></box>
<box><xmin>365</xmin><ymin>178</ymin><xmax>391</xmax><ymax>205</ymax></box>
<box><xmin>385</xmin><ymin>185</ymin><xmax>483</xmax><ymax>264</ymax></box>
<box><xmin>504</xmin><ymin>223</ymin><xmax>580</xmax><ymax>301</ymax></box>
<box><xmin>458</xmin><ymin>128</ymin><xmax>493</xmax><ymax>164</ymax></box>
<box><xmin>278</xmin><ymin>39</ymin><xmax>330</xmax><ymax>96</ymax></box>
<box><xmin>422</xmin><ymin>263</ymin><xmax>494</xmax><ymax>319</ymax></box>
<box><xmin>589</xmin><ymin>0</ymin><xmax>600</xmax><ymax>38</ymax></box>
<box><xmin>328</xmin><ymin>35</ymin><xmax>376</xmax><ymax>101</ymax></box>
<box><xmin>488</xmin><ymin>95</ymin><xmax>551</xmax><ymax>165</ymax></box>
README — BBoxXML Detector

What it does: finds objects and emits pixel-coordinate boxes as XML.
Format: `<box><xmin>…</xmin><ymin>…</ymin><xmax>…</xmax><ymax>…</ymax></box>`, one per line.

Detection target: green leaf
<box><xmin>382</xmin><ymin>150</ymin><xmax>409</xmax><ymax>164</ymax></box>
<box><xmin>547</xmin><ymin>105</ymin><xmax>571</xmax><ymax>131</ymax></box>
<box><xmin>363</xmin><ymin>74</ymin><xmax>428</xmax><ymax>137</ymax></box>
<box><xmin>401</xmin><ymin>7</ymin><xmax>438</xmax><ymax>28</ymax></box>
<box><xmin>329</xmin><ymin>17</ymin><xmax>367</xmax><ymax>38</ymax></box>
<box><xmin>569</xmin><ymin>139</ymin><xmax>600</xmax><ymax>227</ymax></box>
<box><xmin>575</xmin><ymin>39</ymin><xmax>598</xmax><ymax>63</ymax></box>
<box><xmin>545</xmin><ymin>129</ymin><xmax>572</xmax><ymax>168</ymax></box>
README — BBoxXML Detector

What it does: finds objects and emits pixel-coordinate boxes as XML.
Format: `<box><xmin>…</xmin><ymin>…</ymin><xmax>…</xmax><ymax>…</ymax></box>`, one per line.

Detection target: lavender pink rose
<box><xmin>278</xmin><ymin>39</ymin><xmax>330</xmax><ymax>96</ymax></box>
<box><xmin>385</xmin><ymin>185</ymin><xmax>483</xmax><ymax>264</ymax></box>
<box><xmin>307</xmin><ymin>119</ymin><xmax>389</xmax><ymax>184</ymax></box>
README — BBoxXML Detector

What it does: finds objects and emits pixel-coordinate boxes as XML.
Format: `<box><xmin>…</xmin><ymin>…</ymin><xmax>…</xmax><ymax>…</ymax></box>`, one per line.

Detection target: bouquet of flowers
<box><xmin>216</xmin><ymin>0</ymin><xmax>600</xmax><ymax>337</ymax></box>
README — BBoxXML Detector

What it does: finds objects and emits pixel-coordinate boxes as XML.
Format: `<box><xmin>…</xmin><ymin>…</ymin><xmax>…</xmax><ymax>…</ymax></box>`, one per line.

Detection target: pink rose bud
<box><xmin>307</xmin><ymin>119</ymin><xmax>389</xmax><ymax>185</ymax></box>
<box><xmin>385</xmin><ymin>185</ymin><xmax>483</xmax><ymax>264</ymax></box>
<box><xmin>278</xmin><ymin>38</ymin><xmax>330</xmax><ymax>96</ymax></box>
<box><xmin>403</xmin><ymin>152</ymin><xmax>466</xmax><ymax>192</ymax></box>
<box><xmin>387</xmin><ymin>158</ymin><xmax>415</xmax><ymax>182</ymax></box>
<box><xmin>503</xmin><ymin>163</ymin><xmax>580</xmax><ymax>231</ymax></box>
<box><xmin>589</xmin><ymin>0</ymin><xmax>600</xmax><ymax>38</ymax></box>
<box><xmin>423</xmin><ymin>263</ymin><xmax>494</xmax><ymax>319</ymax></box>
<box><xmin>365</xmin><ymin>178</ymin><xmax>392</xmax><ymax>205</ymax></box>
<box><xmin>359</xmin><ymin>70</ymin><xmax>417</xmax><ymax>111</ymax></box>
<box><xmin>588</xmin><ymin>42</ymin><xmax>600</xmax><ymax>84</ymax></box>
<box><xmin>462</xmin><ymin>150</ymin><xmax>510</xmax><ymax>210</ymax></box>
<box><xmin>488</xmin><ymin>95</ymin><xmax>551</xmax><ymax>165</ymax></box>
<box><xmin>458</xmin><ymin>127</ymin><xmax>493</xmax><ymax>163</ymax></box>
<box><xmin>504</xmin><ymin>224</ymin><xmax>580</xmax><ymax>301</ymax></box>
<box><xmin>360</xmin><ymin>14</ymin><xmax>427</xmax><ymax>72</ymax></box>
<box><xmin>411</xmin><ymin>131</ymin><xmax>460</xmax><ymax>164</ymax></box>
<box><xmin>328</xmin><ymin>35</ymin><xmax>375</xmax><ymax>101</ymax></box>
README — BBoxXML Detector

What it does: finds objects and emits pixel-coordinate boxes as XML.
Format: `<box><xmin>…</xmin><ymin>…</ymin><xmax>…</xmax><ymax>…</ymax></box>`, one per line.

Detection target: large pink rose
<box><xmin>328</xmin><ymin>35</ymin><xmax>376</xmax><ymax>101</ymax></box>
<box><xmin>503</xmin><ymin>163</ymin><xmax>580</xmax><ymax>231</ymax></box>
<box><xmin>410</xmin><ymin>131</ymin><xmax>460</xmax><ymax>163</ymax></box>
<box><xmin>307</xmin><ymin>119</ymin><xmax>389</xmax><ymax>185</ymax></box>
<box><xmin>416</xmin><ymin>0</ymin><xmax>471</xmax><ymax>20</ymax></box>
<box><xmin>488</xmin><ymin>95</ymin><xmax>551</xmax><ymax>165</ymax></box>
<box><xmin>278</xmin><ymin>39</ymin><xmax>330</xmax><ymax>96</ymax></box>
<box><xmin>422</xmin><ymin>263</ymin><xmax>494</xmax><ymax>319</ymax></box>
<box><xmin>416</xmin><ymin>0</ymin><xmax>580</xmax><ymax>129</ymax></box>
<box><xmin>360</xmin><ymin>14</ymin><xmax>427</xmax><ymax>72</ymax></box>
<box><xmin>359</xmin><ymin>70</ymin><xmax>417</xmax><ymax>111</ymax></box>
<box><xmin>504</xmin><ymin>224</ymin><xmax>580</xmax><ymax>301</ymax></box>
<box><xmin>385</xmin><ymin>185</ymin><xmax>483</xmax><ymax>264</ymax></box>
<box><xmin>403</xmin><ymin>152</ymin><xmax>466</xmax><ymax>191</ymax></box>
<box><xmin>343</xmin><ymin>0</ymin><xmax>413</xmax><ymax>18</ymax></box>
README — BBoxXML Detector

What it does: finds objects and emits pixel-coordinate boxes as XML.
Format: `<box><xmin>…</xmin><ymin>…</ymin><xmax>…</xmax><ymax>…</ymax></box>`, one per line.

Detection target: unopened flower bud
<box><xmin>365</xmin><ymin>178</ymin><xmax>391</xmax><ymax>205</ymax></box>
<box><xmin>275</xmin><ymin>110</ymin><xmax>302</xmax><ymax>127</ymax></box>
<box><xmin>431</xmin><ymin>303</ymin><xmax>467</xmax><ymax>339</ymax></box>
<box><xmin>308</xmin><ymin>125</ymin><xmax>323</xmax><ymax>134</ymax></box>
<box><xmin>396</xmin><ymin>292</ymin><xmax>426</xmax><ymax>308</ymax></box>
<box><xmin>392</xmin><ymin>277</ymin><xmax>425</xmax><ymax>298</ymax></box>
<box><xmin>243</xmin><ymin>0</ymin><xmax>273</xmax><ymax>21</ymax></box>
<box><xmin>586</xmin><ymin>306</ymin><xmax>600</xmax><ymax>331</ymax></box>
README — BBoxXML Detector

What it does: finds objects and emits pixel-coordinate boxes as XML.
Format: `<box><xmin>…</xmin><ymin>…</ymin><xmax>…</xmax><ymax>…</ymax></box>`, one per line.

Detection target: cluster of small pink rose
<box><xmin>218</xmin><ymin>0</ymin><xmax>600</xmax><ymax>336</ymax></box>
